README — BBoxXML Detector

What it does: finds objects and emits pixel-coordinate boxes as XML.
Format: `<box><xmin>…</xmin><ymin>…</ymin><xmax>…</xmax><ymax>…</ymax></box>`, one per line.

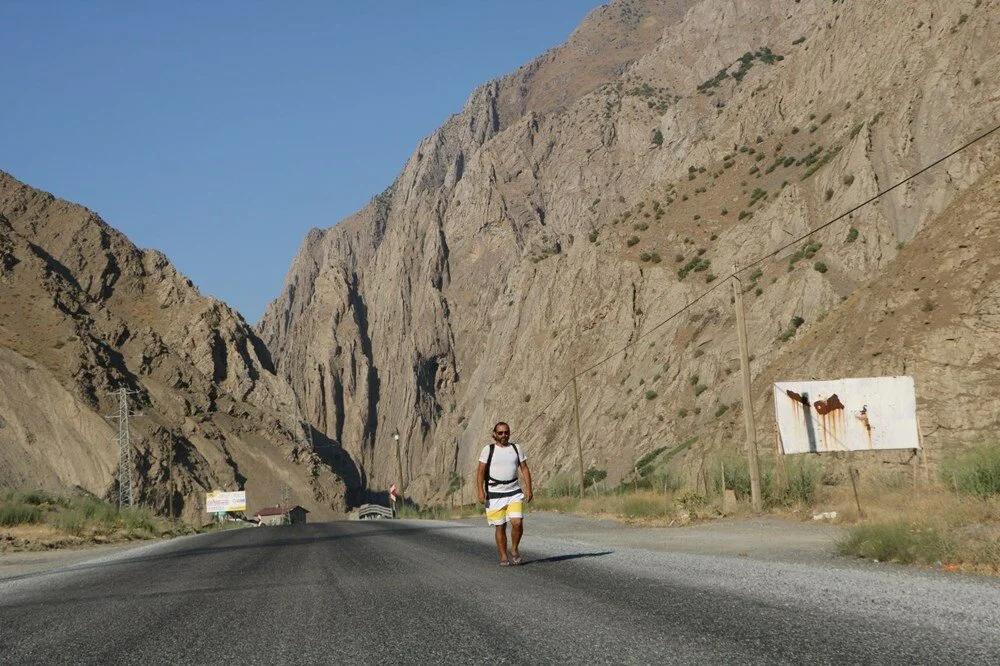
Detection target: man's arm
<box><xmin>476</xmin><ymin>461</ymin><xmax>487</xmax><ymax>504</ymax></box>
<box><xmin>520</xmin><ymin>461</ymin><xmax>533</xmax><ymax>503</ymax></box>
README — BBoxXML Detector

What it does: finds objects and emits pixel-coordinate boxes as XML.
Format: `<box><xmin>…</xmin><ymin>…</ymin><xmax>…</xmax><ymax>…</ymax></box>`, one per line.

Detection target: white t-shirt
<box><xmin>479</xmin><ymin>443</ymin><xmax>527</xmax><ymax>494</ymax></box>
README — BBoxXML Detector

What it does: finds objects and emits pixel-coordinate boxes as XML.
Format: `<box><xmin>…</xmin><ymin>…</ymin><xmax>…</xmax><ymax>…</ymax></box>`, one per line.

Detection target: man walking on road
<box><xmin>477</xmin><ymin>422</ymin><xmax>532</xmax><ymax>566</ymax></box>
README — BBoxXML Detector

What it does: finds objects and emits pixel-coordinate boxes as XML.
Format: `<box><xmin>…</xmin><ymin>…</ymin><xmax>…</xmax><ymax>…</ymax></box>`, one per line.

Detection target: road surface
<box><xmin>2</xmin><ymin>518</ymin><xmax>998</xmax><ymax>664</ymax></box>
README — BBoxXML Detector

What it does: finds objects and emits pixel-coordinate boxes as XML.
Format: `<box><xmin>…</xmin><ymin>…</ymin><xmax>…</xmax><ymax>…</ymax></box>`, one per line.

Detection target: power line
<box><xmin>738</xmin><ymin>121</ymin><xmax>1000</xmax><ymax>274</ymax></box>
<box><xmin>520</xmin><ymin>120</ymin><xmax>1000</xmax><ymax>440</ymax></box>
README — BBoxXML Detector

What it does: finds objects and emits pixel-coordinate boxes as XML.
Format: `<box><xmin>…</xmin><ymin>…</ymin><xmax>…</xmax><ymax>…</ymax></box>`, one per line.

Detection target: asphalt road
<box><xmin>2</xmin><ymin>518</ymin><xmax>999</xmax><ymax>664</ymax></box>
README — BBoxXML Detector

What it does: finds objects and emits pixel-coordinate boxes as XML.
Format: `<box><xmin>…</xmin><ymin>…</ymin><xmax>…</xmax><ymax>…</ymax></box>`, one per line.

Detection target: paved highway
<box><xmin>2</xmin><ymin>519</ymin><xmax>998</xmax><ymax>664</ymax></box>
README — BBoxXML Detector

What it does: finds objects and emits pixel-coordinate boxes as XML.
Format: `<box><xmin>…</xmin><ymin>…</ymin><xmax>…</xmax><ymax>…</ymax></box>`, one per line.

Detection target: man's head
<box><xmin>492</xmin><ymin>422</ymin><xmax>511</xmax><ymax>444</ymax></box>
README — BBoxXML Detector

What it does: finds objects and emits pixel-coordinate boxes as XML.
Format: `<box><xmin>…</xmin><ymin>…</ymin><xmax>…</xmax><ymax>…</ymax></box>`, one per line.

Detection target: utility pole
<box><xmin>570</xmin><ymin>301</ymin><xmax>586</xmax><ymax>499</ymax></box>
<box><xmin>162</xmin><ymin>439</ymin><xmax>174</xmax><ymax>517</ymax></box>
<box><xmin>108</xmin><ymin>388</ymin><xmax>141</xmax><ymax>510</ymax></box>
<box><xmin>732</xmin><ymin>271</ymin><xmax>762</xmax><ymax>511</ymax></box>
<box><xmin>394</xmin><ymin>431</ymin><xmax>405</xmax><ymax>505</ymax></box>
<box><xmin>572</xmin><ymin>375</ymin><xmax>586</xmax><ymax>499</ymax></box>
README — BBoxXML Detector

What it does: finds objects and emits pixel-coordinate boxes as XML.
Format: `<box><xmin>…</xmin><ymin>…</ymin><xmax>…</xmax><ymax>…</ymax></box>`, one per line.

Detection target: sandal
<box><xmin>499</xmin><ymin>560</ymin><xmax>511</xmax><ymax>567</ymax></box>
<box><xmin>511</xmin><ymin>554</ymin><xmax>524</xmax><ymax>565</ymax></box>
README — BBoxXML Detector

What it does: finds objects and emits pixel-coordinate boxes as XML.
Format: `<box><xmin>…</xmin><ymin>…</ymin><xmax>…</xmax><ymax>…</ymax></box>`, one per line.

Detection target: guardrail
<box><xmin>356</xmin><ymin>504</ymin><xmax>395</xmax><ymax>520</ymax></box>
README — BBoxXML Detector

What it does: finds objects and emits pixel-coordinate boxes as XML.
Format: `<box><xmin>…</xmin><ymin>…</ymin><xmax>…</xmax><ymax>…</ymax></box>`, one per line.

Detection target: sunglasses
<box><xmin>494</xmin><ymin>431</ymin><xmax>510</xmax><ymax>436</ymax></box>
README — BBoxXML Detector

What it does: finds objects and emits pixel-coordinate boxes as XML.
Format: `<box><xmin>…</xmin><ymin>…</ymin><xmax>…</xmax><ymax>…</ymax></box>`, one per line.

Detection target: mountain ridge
<box><xmin>261</xmin><ymin>0</ymin><xmax>1000</xmax><ymax>503</ymax></box>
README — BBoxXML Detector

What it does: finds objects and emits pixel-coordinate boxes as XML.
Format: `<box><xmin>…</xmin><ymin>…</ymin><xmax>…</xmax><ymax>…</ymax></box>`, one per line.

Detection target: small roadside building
<box><xmin>255</xmin><ymin>505</ymin><xmax>309</xmax><ymax>526</ymax></box>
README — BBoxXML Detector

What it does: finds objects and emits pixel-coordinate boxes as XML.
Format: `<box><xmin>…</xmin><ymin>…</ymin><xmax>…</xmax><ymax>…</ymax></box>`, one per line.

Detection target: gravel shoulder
<box><xmin>0</xmin><ymin>540</ymin><xmax>165</xmax><ymax>582</ymax></box>
<box><xmin>462</xmin><ymin>511</ymin><xmax>846</xmax><ymax>564</ymax></box>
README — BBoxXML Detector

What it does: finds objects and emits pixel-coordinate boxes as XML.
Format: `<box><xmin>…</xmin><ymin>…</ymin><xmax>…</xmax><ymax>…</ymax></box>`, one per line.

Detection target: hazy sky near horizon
<box><xmin>0</xmin><ymin>1</ymin><xmax>603</xmax><ymax>323</ymax></box>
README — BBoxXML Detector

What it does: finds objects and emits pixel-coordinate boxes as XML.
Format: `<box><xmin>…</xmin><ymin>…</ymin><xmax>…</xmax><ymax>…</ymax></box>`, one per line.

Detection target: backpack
<box><xmin>484</xmin><ymin>443</ymin><xmax>521</xmax><ymax>501</ymax></box>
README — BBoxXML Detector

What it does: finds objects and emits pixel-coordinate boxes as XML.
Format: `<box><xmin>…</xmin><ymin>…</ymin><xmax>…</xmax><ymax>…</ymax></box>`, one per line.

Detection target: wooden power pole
<box><xmin>394</xmin><ymin>431</ymin><xmax>405</xmax><ymax>506</ymax></box>
<box><xmin>732</xmin><ymin>271</ymin><xmax>762</xmax><ymax>511</ymax></box>
<box><xmin>572</xmin><ymin>375</ymin><xmax>585</xmax><ymax>499</ymax></box>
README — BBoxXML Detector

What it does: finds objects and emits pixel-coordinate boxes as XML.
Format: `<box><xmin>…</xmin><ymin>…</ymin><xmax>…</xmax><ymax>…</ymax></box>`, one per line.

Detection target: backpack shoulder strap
<box><xmin>485</xmin><ymin>444</ymin><xmax>495</xmax><ymax>476</ymax></box>
<box><xmin>483</xmin><ymin>444</ymin><xmax>495</xmax><ymax>500</ymax></box>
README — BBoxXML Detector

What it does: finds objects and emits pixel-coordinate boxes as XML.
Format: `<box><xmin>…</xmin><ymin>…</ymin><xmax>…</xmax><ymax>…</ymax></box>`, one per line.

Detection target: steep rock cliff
<box><xmin>261</xmin><ymin>0</ymin><xmax>1000</xmax><ymax>501</ymax></box>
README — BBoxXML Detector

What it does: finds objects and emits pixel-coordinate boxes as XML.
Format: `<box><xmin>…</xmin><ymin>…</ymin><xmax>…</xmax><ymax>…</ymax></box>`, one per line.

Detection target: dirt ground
<box><xmin>509</xmin><ymin>513</ymin><xmax>844</xmax><ymax>563</ymax></box>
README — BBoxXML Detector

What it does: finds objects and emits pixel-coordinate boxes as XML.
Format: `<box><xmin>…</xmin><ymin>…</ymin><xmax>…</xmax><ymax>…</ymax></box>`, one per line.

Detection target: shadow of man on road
<box><xmin>520</xmin><ymin>551</ymin><xmax>613</xmax><ymax>566</ymax></box>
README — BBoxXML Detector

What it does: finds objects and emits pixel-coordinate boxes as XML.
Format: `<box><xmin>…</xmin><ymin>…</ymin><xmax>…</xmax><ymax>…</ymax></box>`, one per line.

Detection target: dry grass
<box><xmin>826</xmin><ymin>483</ymin><xmax>1000</xmax><ymax>574</ymax></box>
<box><xmin>0</xmin><ymin>490</ymin><xmax>190</xmax><ymax>552</ymax></box>
<box><xmin>533</xmin><ymin>459</ymin><xmax>1000</xmax><ymax>574</ymax></box>
<box><xmin>534</xmin><ymin>489</ymin><xmax>702</xmax><ymax>524</ymax></box>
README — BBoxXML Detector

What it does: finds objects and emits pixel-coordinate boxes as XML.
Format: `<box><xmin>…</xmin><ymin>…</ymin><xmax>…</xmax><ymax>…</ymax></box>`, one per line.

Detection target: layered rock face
<box><xmin>0</xmin><ymin>172</ymin><xmax>357</xmax><ymax>519</ymax></box>
<box><xmin>261</xmin><ymin>0</ymin><xmax>1000</xmax><ymax>502</ymax></box>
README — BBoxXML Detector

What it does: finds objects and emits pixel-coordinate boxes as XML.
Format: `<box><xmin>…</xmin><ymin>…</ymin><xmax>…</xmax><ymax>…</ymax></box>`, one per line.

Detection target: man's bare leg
<box><xmin>510</xmin><ymin>518</ymin><xmax>523</xmax><ymax>562</ymax></box>
<box><xmin>495</xmin><ymin>523</ymin><xmax>509</xmax><ymax>563</ymax></box>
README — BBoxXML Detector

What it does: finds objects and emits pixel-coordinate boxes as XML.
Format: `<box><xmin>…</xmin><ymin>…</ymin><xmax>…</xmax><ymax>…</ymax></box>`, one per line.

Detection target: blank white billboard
<box><xmin>774</xmin><ymin>376</ymin><xmax>919</xmax><ymax>454</ymax></box>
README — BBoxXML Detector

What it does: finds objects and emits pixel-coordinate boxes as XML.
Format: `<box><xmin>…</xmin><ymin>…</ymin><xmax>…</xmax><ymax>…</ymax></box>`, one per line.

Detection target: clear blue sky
<box><xmin>0</xmin><ymin>1</ymin><xmax>603</xmax><ymax>323</ymax></box>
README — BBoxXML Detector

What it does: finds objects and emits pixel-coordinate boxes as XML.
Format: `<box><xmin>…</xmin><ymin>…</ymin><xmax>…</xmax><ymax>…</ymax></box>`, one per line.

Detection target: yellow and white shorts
<box><xmin>485</xmin><ymin>493</ymin><xmax>524</xmax><ymax>526</ymax></box>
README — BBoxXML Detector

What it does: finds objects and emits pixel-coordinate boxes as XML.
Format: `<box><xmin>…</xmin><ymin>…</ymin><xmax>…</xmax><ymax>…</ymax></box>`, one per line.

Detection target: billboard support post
<box><xmin>732</xmin><ymin>271</ymin><xmax>762</xmax><ymax>512</ymax></box>
<box><xmin>849</xmin><ymin>464</ymin><xmax>866</xmax><ymax>519</ymax></box>
<box><xmin>774</xmin><ymin>424</ymin><xmax>786</xmax><ymax>495</ymax></box>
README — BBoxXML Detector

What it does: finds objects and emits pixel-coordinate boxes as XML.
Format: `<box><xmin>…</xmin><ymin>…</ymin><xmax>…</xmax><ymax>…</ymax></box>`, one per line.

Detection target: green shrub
<box><xmin>77</xmin><ymin>497</ymin><xmax>118</xmax><ymax>526</ymax></box>
<box><xmin>645</xmin><ymin>390</ymin><xmax>658</xmax><ymax>400</ymax></box>
<box><xmin>678</xmin><ymin>492</ymin><xmax>708</xmax><ymax>510</ymax></box>
<box><xmin>0</xmin><ymin>501</ymin><xmax>44</xmax><ymax>526</ymax></box>
<box><xmin>543</xmin><ymin>473</ymin><xmax>580</xmax><ymax>497</ymax></box>
<box><xmin>19</xmin><ymin>490</ymin><xmax>58</xmax><ymax>506</ymax></box>
<box><xmin>626</xmin><ymin>236</ymin><xmax>640</xmax><ymax>247</ymax></box>
<box><xmin>780</xmin><ymin>455</ymin><xmax>823</xmax><ymax>505</ymax></box>
<box><xmin>779</xmin><ymin>315</ymin><xmax>805</xmax><ymax>341</ymax></box>
<box><xmin>838</xmin><ymin>522</ymin><xmax>954</xmax><ymax>565</ymax></box>
<box><xmin>845</xmin><ymin>227</ymin><xmax>859</xmax><ymax>243</ymax></box>
<box><xmin>652</xmin><ymin>129</ymin><xmax>664</xmax><ymax>146</ymax></box>
<box><xmin>636</xmin><ymin>447</ymin><xmax>669</xmax><ymax>471</ymax></box>
<box><xmin>941</xmin><ymin>443</ymin><xmax>1000</xmax><ymax>496</ymax></box>
<box><xmin>714</xmin><ymin>404</ymin><xmax>729</xmax><ymax>418</ymax></box>
<box><xmin>814</xmin><ymin>262</ymin><xmax>828</xmax><ymax>273</ymax></box>
<box><xmin>621</xmin><ymin>494</ymin><xmax>675</xmax><ymax>519</ymax></box>
<box><xmin>54</xmin><ymin>509</ymin><xmax>88</xmax><ymax>535</ymax></box>
<box><xmin>583</xmin><ymin>467</ymin><xmax>608</xmax><ymax>489</ymax></box>
<box><xmin>120</xmin><ymin>507</ymin><xmax>158</xmax><ymax>535</ymax></box>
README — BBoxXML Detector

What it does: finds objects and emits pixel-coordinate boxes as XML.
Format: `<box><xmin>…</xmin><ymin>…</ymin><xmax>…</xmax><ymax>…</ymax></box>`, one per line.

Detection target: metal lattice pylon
<box><xmin>109</xmin><ymin>388</ymin><xmax>141</xmax><ymax>509</ymax></box>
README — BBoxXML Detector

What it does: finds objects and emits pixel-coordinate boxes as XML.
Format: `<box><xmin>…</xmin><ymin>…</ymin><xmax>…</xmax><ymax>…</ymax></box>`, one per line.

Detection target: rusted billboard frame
<box><xmin>772</xmin><ymin>376</ymin><xmax>923</xmax><ymax>518</ymax></box>
<box><xmin>773</xmin><ymin>377</ymin><xmax>920</xmax><ymax>455</ymax></box>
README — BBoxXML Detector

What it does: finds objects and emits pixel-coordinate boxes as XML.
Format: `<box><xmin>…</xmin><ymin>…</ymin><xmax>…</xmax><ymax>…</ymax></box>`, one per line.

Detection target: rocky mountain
<box><xmin>0</xmin><ymin>171</ymin><xmax>359</xmax><ymax>520</ymax></box>
<box><xmin>260</xmin><ymin>0</ymin><xmax>1000</xmax><ymax>504</ymax></box>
